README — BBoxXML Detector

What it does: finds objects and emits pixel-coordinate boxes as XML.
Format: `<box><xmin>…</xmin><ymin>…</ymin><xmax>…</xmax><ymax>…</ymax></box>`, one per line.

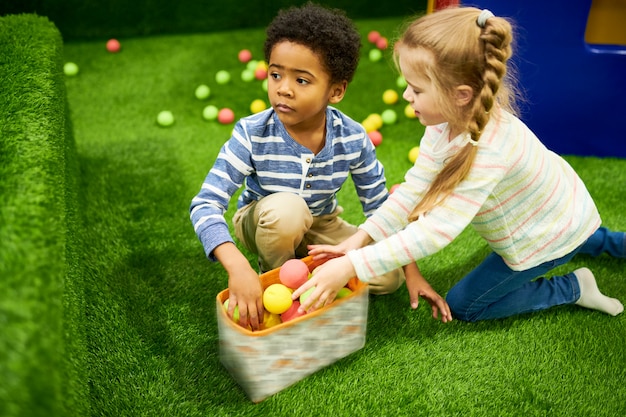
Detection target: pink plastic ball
<box><xmin>106</xmin><ymin>39</ymin><xmax>121</xmax><ymax>53</ymax></box>
<box><xmin>238</xmin><ymin>49</ymin><xmax>252</xmax><ymax>63</ymax></box>
<box><xmin>368</xmin><ymin>130</ymin><xmax>383</xmax><ymax>147</ymax></box>
<box><xmin>217</xmin><ymin>108</ymin><xmax>235</xmax><ymax>124</ymax></box>
<box><xmin>279</xmin><ymin>259</ymin><xmax>309</xmax><ymax>289</ymax></box>
<box><xmin>376</xmin><ymin>37</ymin><xmax>388</xmax><ymax>50</ymax></box>
<box><xmin>367</xmin><ymin>30</ymin><xmax>381</xmax><ymax>44</ymax></box>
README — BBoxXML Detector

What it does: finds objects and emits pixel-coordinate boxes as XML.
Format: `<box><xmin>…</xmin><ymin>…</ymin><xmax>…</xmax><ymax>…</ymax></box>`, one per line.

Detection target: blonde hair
<box><xmin>394</xmin><ymin>7</ymin><xmax>518</xmax><ymax>221</ymax></box>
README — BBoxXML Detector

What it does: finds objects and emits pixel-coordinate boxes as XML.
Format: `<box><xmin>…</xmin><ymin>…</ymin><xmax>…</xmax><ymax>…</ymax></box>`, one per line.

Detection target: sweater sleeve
<box><xmin>350</xmin><ymin>131</ymin><xmax>389</xmax><ymax>217</ymax></box>
<box><xmin>350</xmin><ymin>129</ymin><xmax>508</xmax><ymax>281</ymax></box>
<box><xmin>189</xmin><ymin>120</ymin><xmax>253</xmax><ymax>261</ymax></box>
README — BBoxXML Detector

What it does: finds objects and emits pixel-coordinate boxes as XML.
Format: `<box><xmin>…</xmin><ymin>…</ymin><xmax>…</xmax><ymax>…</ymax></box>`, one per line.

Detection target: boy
<box><xmin>190</xmin><ymin>3</ymin><xmax>404</xmax><ymax>330</ymax></box>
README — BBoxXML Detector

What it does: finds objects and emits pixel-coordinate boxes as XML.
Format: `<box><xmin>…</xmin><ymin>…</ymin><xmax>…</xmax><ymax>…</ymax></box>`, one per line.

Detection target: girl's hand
<box><xmin>307</xmin><ymin>243</ymin><xmax>348</xmax><ymax>261</ymax></box>
<box><xmin>404</xmin><ymin>263</ymin><xmax>452</xmax><ymax>323</ymax></box>
<box><xmin>308</xmin><ymin>229</ymin><xmax>373</xmax><ymax>261</ymax></box>
<box><xmin>291</xmin><ymin>255</ymin><xmax>355</xmax><ymax>313</ymax></box>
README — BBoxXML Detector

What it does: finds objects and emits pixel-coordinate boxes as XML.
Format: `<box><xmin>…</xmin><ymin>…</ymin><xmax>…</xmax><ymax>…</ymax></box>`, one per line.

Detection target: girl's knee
<box><xmin>446</xmin><ymin>289</ymin><xmax>480</xmax><ymax>322</ymax></box>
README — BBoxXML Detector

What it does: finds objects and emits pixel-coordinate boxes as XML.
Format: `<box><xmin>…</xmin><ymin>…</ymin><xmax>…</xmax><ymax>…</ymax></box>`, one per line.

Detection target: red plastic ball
<box><xmin>281</xmin><ymin>301</ymin><xmax>307</xmax><ymax>323</ymax></box>
<box><xmin>238</xmin><ymin>49</ymin><xmax>252</xmax><ymax>63</ymax></box>
<box><xmin>279</xmin><ymin>259</ymin><xmax>309</xmax><ymax>289</ymax></box>
<box><xmin>217</xmin><ymin>108</ymin><xmax>235</xmax><ymax>124</ymax></box>
<box><xmin>376</xmin><ymin>37</ymin><xmax>388</xmax><ymax>50</ymax></box>
<box><xmin>254</xmin><ymin>68</ymin><xmax>268</xmax><ymax>80</ymax></box>
<box><xmin>106</xmin><ymin>39</ymin><xmax>121</xmax><ymax>53</ymax></box>
<box><xmin>368</xmin><ymin>130</ymin><xmax>383</xmax><ymax>147</ymax></box>
<box><xmin>367</xmin><ymin>30</ymin><xmax>381</xmax><ymax>44</ymax></box>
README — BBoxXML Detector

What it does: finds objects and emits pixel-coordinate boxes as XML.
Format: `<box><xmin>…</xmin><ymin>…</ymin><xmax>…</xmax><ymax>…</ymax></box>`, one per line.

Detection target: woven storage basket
<box><xmin>216</xmin><ymin>255</ymin><xmax>368</xmax><ymax>402</ymax></box>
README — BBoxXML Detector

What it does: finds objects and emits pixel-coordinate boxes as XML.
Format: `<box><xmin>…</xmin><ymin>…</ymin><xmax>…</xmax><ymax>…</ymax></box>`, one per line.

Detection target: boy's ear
<box><xmin>328</xmin><ymin>80</ymin><xmax>348</xmax><ymax>104</ymax></box>
<box><xmin>455</xmin><ymin>85</ymin><xmax>474</xmax><ymax>107</ymax></box>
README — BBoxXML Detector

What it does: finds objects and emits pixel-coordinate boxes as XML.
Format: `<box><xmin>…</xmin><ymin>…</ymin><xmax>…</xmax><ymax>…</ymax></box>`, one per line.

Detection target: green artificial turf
<box><xmin>62</xmin><ymin>18</ymin><xmax>626</xmax><ymax>416</ymax></box>
<box><xmin>0</xmin><ymin>14</ymin><xmax>89</xmax><ymax>417</ymax></box>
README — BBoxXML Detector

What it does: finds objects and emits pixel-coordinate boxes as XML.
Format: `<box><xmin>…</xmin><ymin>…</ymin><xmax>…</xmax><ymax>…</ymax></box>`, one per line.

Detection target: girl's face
<box><xmin>267</xmin><ymin>41</ymin><xmax>343</xmax><ymax>136</ymax></box>
<box><xmin>398</xmin><ymin>49</ymin><xmax>447</xmax><ymax>128</ymax></box>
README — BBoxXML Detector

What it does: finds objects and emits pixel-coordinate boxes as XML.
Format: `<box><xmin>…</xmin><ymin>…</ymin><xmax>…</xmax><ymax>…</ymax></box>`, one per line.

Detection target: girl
<box><xmin>292</xmin><ymin>6</ymin><xmax>624</xmax><ymax>322</ymax></box>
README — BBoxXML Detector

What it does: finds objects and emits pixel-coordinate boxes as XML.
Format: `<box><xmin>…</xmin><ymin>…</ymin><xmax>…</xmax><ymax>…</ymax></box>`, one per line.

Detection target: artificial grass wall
<box><xmin>2</xmin><ymin>0</ymin><xmax>428</xmax><ymax>41</ymax></box>
<box><xmin>0</xmin><ymin>14</ymin><xmax>88</xmax><ymax>417</ymax></box>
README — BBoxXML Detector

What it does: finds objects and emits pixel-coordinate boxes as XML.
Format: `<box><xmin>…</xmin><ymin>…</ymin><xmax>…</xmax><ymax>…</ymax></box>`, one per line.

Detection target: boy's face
<box><xmin>267</xmin><ymin>41</ymin><xmax>343</xmax><ymax>135</ymax></box>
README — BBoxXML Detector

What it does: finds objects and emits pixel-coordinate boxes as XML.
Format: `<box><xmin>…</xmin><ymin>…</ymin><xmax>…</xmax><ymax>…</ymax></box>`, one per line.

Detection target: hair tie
<box><xmin>477</xmin><ymin>9</ymin><xmax>494</xmax><ymax>28</ymax></box>
<box><xmin>465</xmin><ymin>133</ymin><xmax>480</xmax><ymax>147</ymax></box>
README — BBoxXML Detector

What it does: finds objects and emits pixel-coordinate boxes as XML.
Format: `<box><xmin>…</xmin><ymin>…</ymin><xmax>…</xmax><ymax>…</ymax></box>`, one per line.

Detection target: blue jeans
<box><xmin>446</xmin><ymin>227</ymin><xmax>625</xmax><ymax>322</ymax></box>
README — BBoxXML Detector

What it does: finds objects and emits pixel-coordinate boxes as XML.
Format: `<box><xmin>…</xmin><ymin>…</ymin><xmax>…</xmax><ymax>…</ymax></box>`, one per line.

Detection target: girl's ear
<box><xmin>328</xmin><ymin>80</ymin><xmax>348</xmax><ymax>104</ymax></box>
<box><xmin>455</xmin><ymin>85</ymin><xmax>474</xmax><ymax>107</ymax></box>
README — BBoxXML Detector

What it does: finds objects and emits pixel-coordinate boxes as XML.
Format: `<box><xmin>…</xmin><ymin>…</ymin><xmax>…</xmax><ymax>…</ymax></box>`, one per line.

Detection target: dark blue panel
<box><xmin>461</xmin><ymin>0</ymin><xmax>626</xmax><ymax>157</ymax></box>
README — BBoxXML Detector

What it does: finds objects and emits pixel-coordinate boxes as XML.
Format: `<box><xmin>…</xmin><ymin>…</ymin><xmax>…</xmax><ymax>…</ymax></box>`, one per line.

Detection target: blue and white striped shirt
<box><xmin>190</xmin><ymin>106</ymin><xmax>388</xmax><ymax>260</ymax></box>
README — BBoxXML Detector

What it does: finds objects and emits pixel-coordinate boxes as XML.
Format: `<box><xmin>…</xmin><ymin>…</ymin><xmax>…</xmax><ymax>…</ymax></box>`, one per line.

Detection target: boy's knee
<box><xmin>257</xmin><ymin>193</ymin><xmax>312</xmax><ymax>230</ymax></box>
<box><xmin>368</xmin><ymin>268</ymin><xmax>405</xmax><ymax>295</ymax></box>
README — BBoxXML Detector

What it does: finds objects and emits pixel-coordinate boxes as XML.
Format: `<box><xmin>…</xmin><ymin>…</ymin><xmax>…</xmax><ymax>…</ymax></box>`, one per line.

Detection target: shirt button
<box><xmin>306</xmin><ymin>184</ymin><xmax>311</xmax><ymax>188</ymax></box>
<box><xmin>306</xmin><ymin>158</ymin><xmax>311</xmax><ymax>163</ymax></box>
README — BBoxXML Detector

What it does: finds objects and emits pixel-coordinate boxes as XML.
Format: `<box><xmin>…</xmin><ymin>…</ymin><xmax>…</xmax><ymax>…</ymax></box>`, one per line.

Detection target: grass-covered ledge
<box><xmin>0</xmin><ymin>14</ymin><xmax>88</xmax><ymax>417</ymax></box>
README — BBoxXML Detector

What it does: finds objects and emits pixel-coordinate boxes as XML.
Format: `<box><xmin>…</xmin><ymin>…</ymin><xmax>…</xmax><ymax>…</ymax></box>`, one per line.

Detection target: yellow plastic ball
<box><xmin>263</xmin><ymin>283</ymin><xmax>293</xmax><ymax>314</ymax></box>
<box><xmin>362</xmin><ymin>113</ymin><xmax>383</xmax><ymax>132</ymax></box>
<box><xmin>404</xmin><ymin>103</ymin><xmax>417</xmax><ymax>119</ymax></box>
<box><xmin>362</xmin><ymin>118</ymin><xmax>377</xmax><ymax>133</ymax></box>
<box><xmin>250</xmin><ymin>99</ymin><xmax>267</xmax><ymax>114</ymax></box>
<box><xmin>408</xmin><ymin>146</ymin><xmax>420</xmax><ymax>164</ymax></box>
<box><xmin>370</xmin><ymin>113</ymin><xmax>384</xmax><ymax>130</ymax></box>
<box><xmin>382</xmin><ymin>89</ymin><xmax>399</xmax><ymax>105</ymax></box>
<box><xmin>261</xmin><ymin>311</ymin><xmax>282</xmax><ymax>329</ymax></box>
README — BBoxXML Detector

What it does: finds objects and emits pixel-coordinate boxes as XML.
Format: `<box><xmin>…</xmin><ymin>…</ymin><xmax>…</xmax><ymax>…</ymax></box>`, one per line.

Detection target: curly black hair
<box><xmin>263</xmin><ymin>2</ymin><xmax>361</xmax><ymax>83</ymax></box>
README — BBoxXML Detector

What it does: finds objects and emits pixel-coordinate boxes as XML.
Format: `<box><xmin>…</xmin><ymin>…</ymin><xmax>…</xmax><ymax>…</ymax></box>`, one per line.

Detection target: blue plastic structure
<box><xmin>464</xmin><ymin>0</ymin><xmax>626</xmax><ymax>157</ymax></box>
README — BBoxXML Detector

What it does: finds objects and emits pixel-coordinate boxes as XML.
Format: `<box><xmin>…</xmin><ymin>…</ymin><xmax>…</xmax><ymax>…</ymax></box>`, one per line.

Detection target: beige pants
<box><xmin>233</xmin><ymin>192</ymin><xmax>404</xmax><ymax>295</ymax></box>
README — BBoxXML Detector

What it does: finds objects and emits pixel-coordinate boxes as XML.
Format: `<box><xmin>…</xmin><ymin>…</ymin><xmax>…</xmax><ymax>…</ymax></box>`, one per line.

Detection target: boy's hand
<box><xmin>227</xmin><ymin>268</ymin><xmax>264</xmax><ymax>330</ymax></box>
<box><xmin>404</xmin><ymin>263</ymin><xmax>452</xmax><ymax>323</ymax></box>
<box><xmin>215</xmin><ymin>242</ymin><xmax>264</xmax><ymax>330</ymax></box>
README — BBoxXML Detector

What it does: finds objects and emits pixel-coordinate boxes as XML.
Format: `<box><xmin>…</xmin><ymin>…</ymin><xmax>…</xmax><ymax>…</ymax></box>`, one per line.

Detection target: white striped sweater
<box><xmin>190</xmin><ymin>107</ymin><xmax>388</xmax><ymax>260</ymax></box>
<box><xmin>348</xmin><ymin>110</ymin><xmax>601</xmax><ymax>281</ymax></box>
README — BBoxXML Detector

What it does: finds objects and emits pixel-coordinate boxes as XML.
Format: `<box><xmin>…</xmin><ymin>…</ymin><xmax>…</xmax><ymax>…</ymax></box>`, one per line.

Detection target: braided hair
<box><xmin>393</xmin><ymin>7</ymin><xmax>518</xmax><ymax>221</ymax></box>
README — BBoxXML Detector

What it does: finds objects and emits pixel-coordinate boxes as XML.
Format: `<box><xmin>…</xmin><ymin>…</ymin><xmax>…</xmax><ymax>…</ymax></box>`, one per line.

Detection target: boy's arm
<box><xmin>190</xmin><ymin>122</ymin><xmax>252</xmax><ymax>260</ymax></box>
<box><xmin>350</xmin><ymin>133</ymin><xmax>389</xmax><ymax>217</ymax></box>
<box><xmin>190</xmin><ymin>121</ymin><xmax>264</xmax><ymax>330</ymax></box>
